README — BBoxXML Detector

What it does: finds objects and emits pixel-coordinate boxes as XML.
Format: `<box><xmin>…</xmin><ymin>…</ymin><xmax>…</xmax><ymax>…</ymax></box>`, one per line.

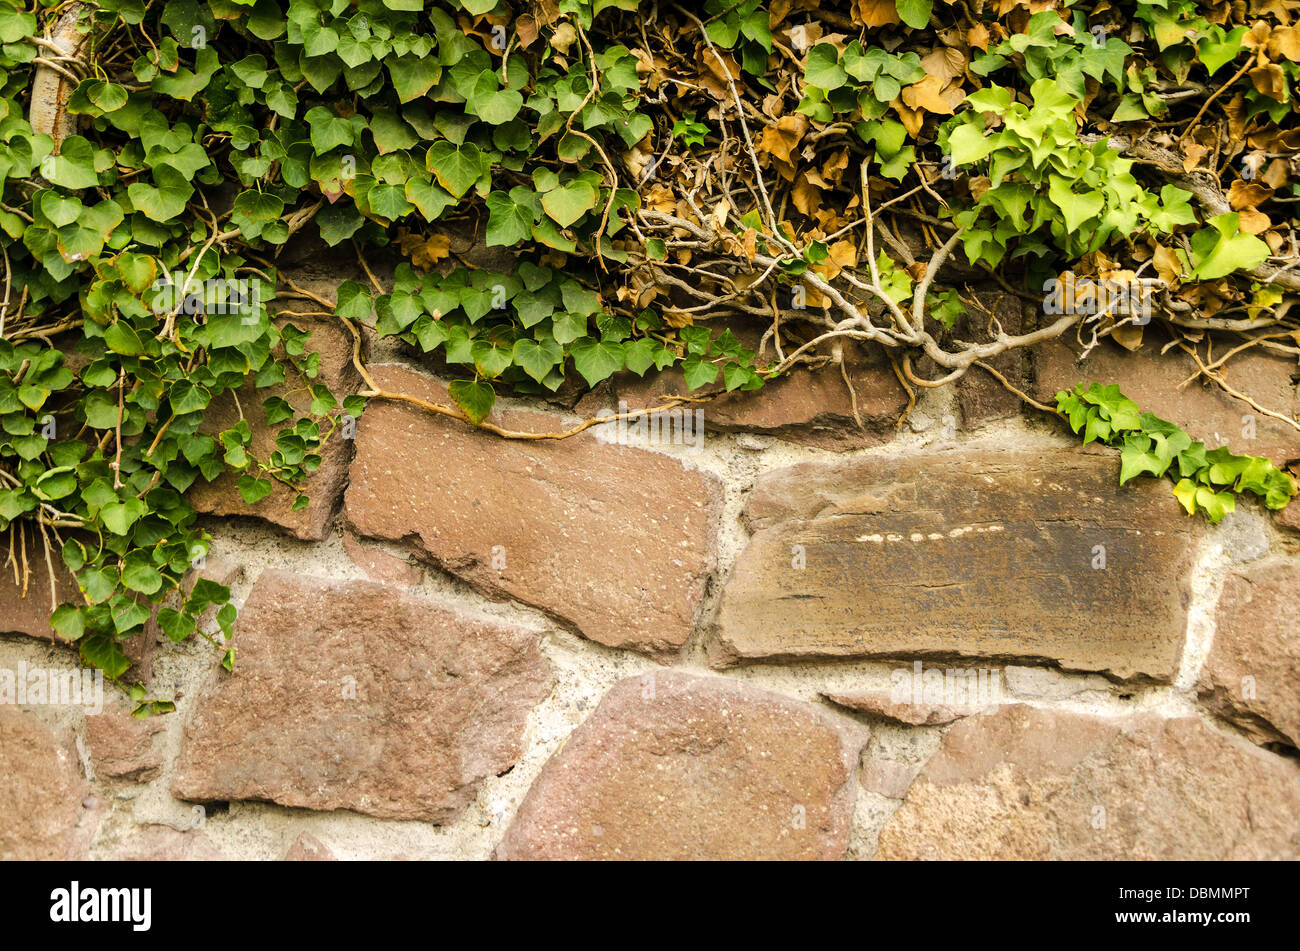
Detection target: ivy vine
<box><xmin>1</xmin><ymin>0</ymin><xmax>1297</xmax><ymax>704</ymax></box>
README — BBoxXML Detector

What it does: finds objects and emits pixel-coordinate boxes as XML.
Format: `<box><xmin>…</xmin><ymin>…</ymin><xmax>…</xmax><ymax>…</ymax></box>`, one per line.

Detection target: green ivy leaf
<box><xmin>426</xmin><ymin>141</ymin><xmax>486</xmax><ymax>198</ymax></box>
<box><xmin>896</xmin><ymin>0</ymin><xmax>933</xmax><ymax>29</ymax></box>
<box><xmin>231</xmin><ymin>190</ymin><xmax>285</xmax><ymax>239</ymax></box>
<box><xmin>485</xmin><ymin>188</ymin><xmax>538</xmax><ymax>246</ymax></box>
<box><xmin>512</xmin><ymin>337</ymin><xmax>563</xmax><ymax>382</ymax></box>
<box><xmin>541</xmin><ymin>180</ymin><xmax>599</xmax><ymax>228</ymax></box>
<box><xmin>237</xmin><ymin>474</ymin><xmax>273</xmax><ymax>504</ymax></box>
<box><xmin>79</xmin><ymin>635</ymin><xmax>130</xmax><ymax>680</ymax></box>
<box><xmin>466</xmin><ymin>70</ymin><xmax>524</xmax><ymax>124</ymax></box>
<box><xmin>569</xmin><ymin>337</ymin><xmax>625</xmax><ymax>386</ymax></box>
<box><xmin>805</xmin><ymin>45</ymin><xmax>846</xmax><ymax>90</ymax></box>
<box><xmin>448</xmin><ymin>379</ymin><xmax>495</xmax><ymax>424</ymax></box>
<box><xmin>682</xmin><ymin>355</ymin><xmax>719</xmax><ymax>390</ymax></box>
<box><xmin>127</xmin><ymin>164</ymin><xmax>194</xmax><ymax>222</ymax></box>
<box><xmin>1188</xmin><ymin>214</ymin><xmax>1270</xmax><ymax>280</ymax></box>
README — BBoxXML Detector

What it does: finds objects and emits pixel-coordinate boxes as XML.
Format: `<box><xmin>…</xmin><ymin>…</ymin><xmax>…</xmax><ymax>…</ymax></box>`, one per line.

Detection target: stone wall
<box><xmin>3</xmin><ymin>271</ymin><xmax>1299</xmax><ymax>860</ymax></box>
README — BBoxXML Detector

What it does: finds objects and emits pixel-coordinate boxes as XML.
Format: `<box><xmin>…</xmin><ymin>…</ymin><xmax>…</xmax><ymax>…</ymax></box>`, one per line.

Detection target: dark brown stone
<box><xmin>0</xmin><ymin>532</ymin><xmax>78</xmax><ymax>642</ymax></box>
<box><xmin>714</xmin><ymin>447</ymin><xmax>1197</xmax><ymax>681</ymax></box>
<box><xmin>953</xmin><ymin>291</ymin><xmax>1031</xmax><ymax>429</ymax></box>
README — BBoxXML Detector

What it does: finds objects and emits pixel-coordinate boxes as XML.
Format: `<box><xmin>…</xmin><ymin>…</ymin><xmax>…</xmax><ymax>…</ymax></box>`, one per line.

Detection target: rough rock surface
<box><xmin>876</xmin><ymin>705</ymin><xmax>1300</xmax><ymax>859</ymax></box>
<box><xmin>0</xmin><ymin>709</ymin><xmax>95</xmax><ymax>859</ymax></box>
<box><xmin>171</xmin><ymin>570</ymin><xmax>551</xmax><ymax>822</ymax></box>
<box><xmin>188</xmin><ymin>316</ymin><xmax>360</xmax><ymax>540</ymax></box>
<box><xmin>496</xmin><ymin>672</ymin><xmax>868</xmax><ymax>860</ymax></box>
<box><xmin>284</xmin><ymin>832</ymin><xmax>336</xmax><ymax>861</ymax></box>
<box><xmin>822</xmin><ymin>691</ymin><xmax>977</xmax><ymax>726</ymax></box>
<box><xmin>1033</xmin><ymin>331</ymin><xmax>1300</xmax><ymax>464</ymax></box>
<box><xmin>86</xmin><ymin>704</ymin><xmax>165</xmax><ymax>781</ymax></box>
<box><xmin>577</xmin><ymin>335</ymin><xmax>909</xmax><ymax>451</ymax></box>
<box><xmin>114</xmin><ymin>826</ymin><xmax>226</xmax><ymax>861</ymax></box>
<box><xmin>0</xmin><ymin>532</ymin><xmax>78</xmax><ymax>641</ymax></box>
<box><xmin>345</xmin><ymin>364</ymin><xmax>722</xmax><ymax>653</ymax></box>
<box><xmin>1198</xmin><ymin>560</ymin><xmax>1300</xmax><ymax>748</ymax></box>
<box><xmin>715</xmin><ymin>447</ymin><xmax>1197</xmax><ymax>680</ymax></box>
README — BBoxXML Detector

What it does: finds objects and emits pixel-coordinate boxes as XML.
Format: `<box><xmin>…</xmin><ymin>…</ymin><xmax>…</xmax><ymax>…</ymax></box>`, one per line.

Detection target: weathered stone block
<box><xmin>172</xmin><ymin>570</ymin><xmax>551</xmax><ymax>822</ymax></box>
<box><xmin>876</xmin><ymin>705</ymin><xmax>1300</xmax><ymax>859</ymax></box>
<box><xmin>1033</xmin><ymin>331</ymin><xmax>1300</xmax><ymax>464</ymax></box>
<box><xmin>345</xmin><ymin>364</ymin><xmax>722</xmax><ymax>654</ymax></box>
<box><xmin>577</xmin><ymin>336</ymin><xmax>908</xmax><ymax>451</ymax></box>
<box><xmin>1198</xmin><ymin>559</ymin><xmax>1300</xmax><ymax>748</ymax></box>
<box><xmin>714</xmin><ymin>448</ymin><xmax>1197</xmax><ymax>681</ymax></box>
<box><xmin>0</xmin><ymin>709</ymin><xmax>96</xmax><ymax>859</ymax></box>
<box><xmin>496</xmin><ymin>672</ymin><xmax>868</xmax><ymax>860</ymax></box>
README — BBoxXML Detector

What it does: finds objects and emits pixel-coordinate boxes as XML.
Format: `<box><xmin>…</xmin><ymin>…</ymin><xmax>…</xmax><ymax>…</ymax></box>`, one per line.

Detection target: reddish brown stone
<box><xmin>1273</xmin><ymin>500</ymin><xmax>1300</xmax><ymax>534</ymax></box>
<box><xmin>823</xmin><ymin>691</ymin><xmax>975</xmax><ymax>726</ymax></box>
<box><xmin>342</xmin><ymin>531</ymin><xmax>422</xmax><ymax>587</ymax></box>
<box><xmin>496</xmin><ymin>672</ymin><xmax>868</xmax><ymax>860</ymax></box>
<box><xmin>861</xmin><ymin>759</ymin><xmax>922</xmax><ymax>800</ymax></box>
<box><xmin>188</xmin><ymin>317</ymin><xmax>360</xmax><ymax>540</ymax></box>
<box><xmin>577</xmin><ymin>337</ymin><xmax>908</xmax><ymax>451</ymax></box>
<box><xmin>114</xmin><ymin>826</ymin><xmax>226</xmax><ymax>861</ymax></box>
<box><xmin>85</xmin><ymin>704</ymin><xmax>164</xmax><ymax>781</ymax></box>
<box><xmin>953</xmin><ymin>291</ymin><xmax>1031</xmax><ymax>429</ymax></box>
<box><xmin>0</xmin><ymin>709</ymin><xmax>96</xmax><ymax>859</ymax></box>
<box><xmin>1198</xmin><ymin>560</ymin><xmax>1300</xmax><ymax>748</ymax></box>
<box><xmin>284</xmin><ymin>832</ymin><xmax>335</xmax><ymax>861</ymax></box>
<box><xmin>345</xmin><ymin>364</ymin><xmax>722</xmax><ymax>654</ymax></box>
<box><xmin>714</xmin><ymin>447</ymin><xmax>1196</xmax><ymax>680</ymax></box>
<box><xmin>172</xmin><ymin>570</ymin><xmax>551</xmax><ymax>822</ymax></box>
<box><xmin>876</xmin><ymin>705</ymin><xmax>1300</xmax><ymax>859</ymax></box>
<box><xmin>0</xmin><ymin>532</ymin><xmax>78</xmax><ymax>642</ymax></box>
<box><xmin>1033</xmin><ymin>331</ymin><xmax>1300</xmax><ymax>465</ymax></box>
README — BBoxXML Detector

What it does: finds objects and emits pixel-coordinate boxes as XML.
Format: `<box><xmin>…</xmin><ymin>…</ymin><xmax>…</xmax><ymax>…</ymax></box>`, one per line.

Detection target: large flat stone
<box><xmin>171</xmin><ymin>570</ymin><xmax>551</xmax><ymax>822</ymax></box>
<box><xmin>496</xmin><ymin>672</ymin><xmax>867</xmax><ymax>860</ymax></box>
<box><xmin>714</xmin><ymin>447</ymin><xmax>1197</xmax><ymax>680</ymax></box>
<box><xmin>876</xmin><ymin>705</ymin><xmax>1300</xmax><ymax>859</ymax></box>
<box><xmin>188</xmin><ymin>316</ymin><xmax>359</xmax><ymax>540</ymax></box>
<box><xmin>345</xmin><ymin>364</ymin><xmax>722</xmax><ymax>654</ymax></box>
<box><xmin>0</xmin><ymin>709</ymin><xmax>96</xmax><ymax>859</ymax></box>
<box><xmin>1198</xmin><ymin>559</ymin><xmax>1300</xmax><ymax>748</ymax></box>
